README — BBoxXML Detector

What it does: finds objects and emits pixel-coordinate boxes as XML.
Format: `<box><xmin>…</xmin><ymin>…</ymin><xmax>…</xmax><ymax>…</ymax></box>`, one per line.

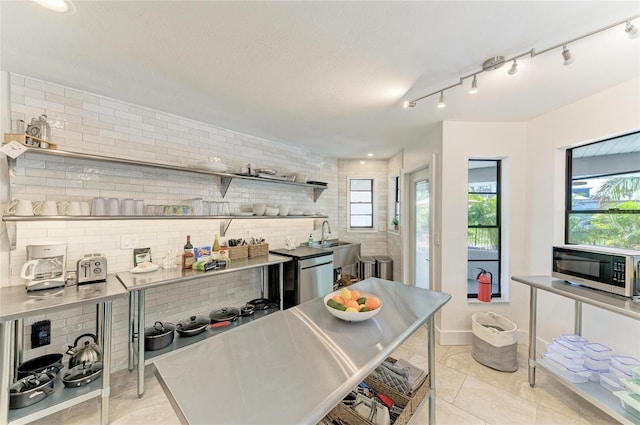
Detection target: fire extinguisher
<box><xmin>476</xmin><ymin>268</ymin><xmax>492</xmax><ymax>302</ymax></box>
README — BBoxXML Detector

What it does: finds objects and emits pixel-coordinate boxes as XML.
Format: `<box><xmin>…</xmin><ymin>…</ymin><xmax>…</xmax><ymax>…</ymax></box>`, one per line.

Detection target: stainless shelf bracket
<box><xmin>220</xmin><ymin>219</ymin><xmax>232</xmax><ymax>237</ymax></box>
<box><xmin>313</xmin><ymin>187</ymin><xmax>326</xmax><ymax>202</ymax></box>
<box><xmin>220</xmin><ymin>176</ymin><xmax>232</xmax><ymax>198</ymax></box>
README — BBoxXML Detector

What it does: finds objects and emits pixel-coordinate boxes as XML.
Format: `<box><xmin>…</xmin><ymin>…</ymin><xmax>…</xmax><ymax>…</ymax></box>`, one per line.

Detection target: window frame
<box><xmin>349</xmin><ymin>177</ymin><xmax>374</xmax><ymax>229</ymax></box>
<box><xmin>467</xmin><ymin>159</ymin><xmax>502</xmax><ymax>299</ymax></box>
<box><xmin>565</xmin><ymin>130</ymin><xmax>640</xmax><ymax>248</ymax></box>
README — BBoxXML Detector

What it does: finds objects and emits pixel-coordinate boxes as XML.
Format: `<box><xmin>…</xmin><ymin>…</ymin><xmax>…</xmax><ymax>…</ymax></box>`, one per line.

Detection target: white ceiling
<box><xmin>2</xmin><ymin>1</ymin><xmax>639</xmax><ymax>159</ymax></box>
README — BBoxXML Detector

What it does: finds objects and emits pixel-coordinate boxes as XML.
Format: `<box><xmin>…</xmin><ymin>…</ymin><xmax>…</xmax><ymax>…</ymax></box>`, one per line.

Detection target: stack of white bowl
<box><xmin>253</xmin><ymin>204</ymin><xmax>266</xmax><ymax>216</ymax></box>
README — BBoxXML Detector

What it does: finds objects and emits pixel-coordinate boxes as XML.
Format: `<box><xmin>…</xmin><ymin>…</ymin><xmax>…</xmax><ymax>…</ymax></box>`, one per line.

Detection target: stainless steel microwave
<box><xmin>552</xmin><ymin>245</ymin><xmax>640</xmax><ymax>298</ymax></box>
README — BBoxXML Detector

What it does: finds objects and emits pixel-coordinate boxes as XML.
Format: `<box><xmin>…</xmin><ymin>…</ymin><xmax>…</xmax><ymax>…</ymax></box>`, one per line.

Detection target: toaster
<box><xmin>77</xmin><ymin>254</ymin><xmax>107</xmax><ymax>284</ymax></box>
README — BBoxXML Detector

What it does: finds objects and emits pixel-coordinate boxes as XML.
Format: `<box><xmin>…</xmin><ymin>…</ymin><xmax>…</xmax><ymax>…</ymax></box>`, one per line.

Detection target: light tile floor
<box><xmin>31</xmin><ymin>327</ymin><xmax>617</xmax><ymax>424</ymax></box>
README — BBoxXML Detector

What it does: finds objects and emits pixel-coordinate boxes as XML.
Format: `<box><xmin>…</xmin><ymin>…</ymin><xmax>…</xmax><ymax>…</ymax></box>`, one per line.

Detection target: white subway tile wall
<box><xmin>7</xmin><ymin>73</ymin><xmax>339</xmax><ymax>371</ymax></box>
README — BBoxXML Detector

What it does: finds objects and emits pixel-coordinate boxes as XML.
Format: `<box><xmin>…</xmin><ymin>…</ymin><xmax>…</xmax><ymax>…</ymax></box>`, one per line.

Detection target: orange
<box><xmin>350</xmin><ymin>290</ymin><xmax>361</xmax><ymax>300</ymax></box>
<box><xmin>332</xmin><ymin>295</ymin><xmax>346</xmax><ymax>305</ymax></box>
<box><xmin>364</xmin><ymin>297</ymin><xmax>381</xmax><ymax>310</ymax></box>
<box><xmin>344</xmin><ymin>300</ymin><xmax>360</xmax><ymax>310</ymax></box>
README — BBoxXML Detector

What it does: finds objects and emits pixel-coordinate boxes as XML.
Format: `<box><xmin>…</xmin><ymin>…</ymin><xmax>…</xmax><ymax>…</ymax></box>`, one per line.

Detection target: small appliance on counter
<box><xmin>76</xmin><ymin>254</ymin><xmax>108</xmax><ymax>284</ymax></box>
<box><xmin>21</xmin><ymin>242</ymin><xmax>67</xmax><ymax>292</ymax></box>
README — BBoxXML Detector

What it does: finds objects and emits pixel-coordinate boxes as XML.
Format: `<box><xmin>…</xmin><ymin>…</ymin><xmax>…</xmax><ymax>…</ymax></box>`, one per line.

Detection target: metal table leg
<box><xmin>100</xmin><ymin>300</ymin><xmax>113</xmax><ymax>425</ymax></box>
<box><xmin>427</xmin><ymin>317</ymin><xmax>435</xmax><ymax>425</ymax></box>
<box><xmin>528</xmin><ymin>286</ymin><xmax>537</xmax><ymax>387</ymax></box>
<box><xmin>128</xmin><ymin>291</ymin><xmax>135</xmax><ymax>372</ymax></box>
<box><xmin>0</xmin><ymin>321</ymin><xmax>15</xmax><ymax>425</ymax></box>
<box><xmin>13</xmin><ymin>318</ymin><xmax>23</xmax><ymax>382</ymax></box>
<box><xmin>137</xmin><ymin>290</ymin><xmax>145</xmax><ymax>397</ymax></box>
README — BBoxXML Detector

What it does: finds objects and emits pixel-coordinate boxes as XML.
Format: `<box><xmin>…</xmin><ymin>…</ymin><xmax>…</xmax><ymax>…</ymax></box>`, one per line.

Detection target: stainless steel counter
<box><xmin>153</xmin><ymin>278</ymin><xmax>451</xmax><ymax>425</ymax></box>
<box><xmin>118</xmin><ymin>254</ymin><xmax>291</xmax><ymax>397</ymax></box>
<box><xmin>512</xmin><ymin>275</ymin><xmax>640</xmax><ymax>425</ymax></box>
<box><xmin>116</xmin><ymin>254</ymin><xmax>292</xmax><ymax>291</ymax></box>
<box><xmin>0</xmin><ymin>276</ymin><xmax>127</xmax><ymax>425</ymax></box>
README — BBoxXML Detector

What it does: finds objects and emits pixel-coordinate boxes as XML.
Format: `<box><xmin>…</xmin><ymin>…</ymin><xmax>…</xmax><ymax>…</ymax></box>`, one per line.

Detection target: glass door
<box><xmin>411</xmin><ymin>168</ymin><xmax>430</xmax><ymax>289</ymax></box>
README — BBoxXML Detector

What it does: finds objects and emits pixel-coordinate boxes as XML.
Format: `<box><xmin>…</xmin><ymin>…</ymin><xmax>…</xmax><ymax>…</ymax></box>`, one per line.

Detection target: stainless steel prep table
<box><xmin>512</xmin><ymin>275</ymin><xmax>640</xmax><ymax>425</ymax></box>
<box><xmin>153</xmin><ymin>277</ymin><xmax>451</xmax><ymax>425</ymax></box>
<box><xmin>0</xmin><ymin>275</ymin><xmax>126</xmax><ymax>425</ymax></box>
<box><xmin>116</xmin><ymin>254</ymin><xmax>291</xmax><ymax>397</ymax></box>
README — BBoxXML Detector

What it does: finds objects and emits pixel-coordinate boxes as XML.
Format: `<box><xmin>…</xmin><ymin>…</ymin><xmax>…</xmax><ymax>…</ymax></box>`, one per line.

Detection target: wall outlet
<box><xmin>121</xmin><ymin>235</ymin><xmax>139</xmax><ymax>249</ymax></box>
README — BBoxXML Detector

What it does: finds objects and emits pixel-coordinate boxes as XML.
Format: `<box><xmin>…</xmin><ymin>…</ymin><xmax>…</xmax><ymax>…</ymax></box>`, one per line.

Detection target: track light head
<box><xmin>562</xmin><ymin>45</ymin><xmax>574</xmax><ymax>65</ymax></box>
<box><xmin>508</xmin><ymin>60</ymin><xmax>518</xmax><ymax>75</ymax></box>
<box><xmin>437</xmin><ymin>92</ymin><xmax>446</xmax><ymax>108</ymax></box>
<box><xmin>469</xmin><ymin>76</ymin><xmax>478</xmax><ymax>94</ymax></box>
<box><xmin>626</xmin><ymin>21</ymin><xmax>639</xmax><ymax>39</ymax></box>
<box><xmin>403</xmin><ymin>100</ymin><xmax>416</xmax><ymax>109</ymax></box>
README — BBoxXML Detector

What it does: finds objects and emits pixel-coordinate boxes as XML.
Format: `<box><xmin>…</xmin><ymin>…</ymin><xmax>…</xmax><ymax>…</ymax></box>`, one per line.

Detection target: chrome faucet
<box><xmin>321</xmin><ymin>220</ymin><xmax>332</xmax><ymax>244</ymax></box>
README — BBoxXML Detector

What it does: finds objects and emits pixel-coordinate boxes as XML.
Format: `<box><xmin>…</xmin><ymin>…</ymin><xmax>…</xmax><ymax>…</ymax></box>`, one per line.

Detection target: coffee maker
<box><xmin>20</xmin><ymin>242</ymin><xmax>67</xmax><ymax>291</ymax></box>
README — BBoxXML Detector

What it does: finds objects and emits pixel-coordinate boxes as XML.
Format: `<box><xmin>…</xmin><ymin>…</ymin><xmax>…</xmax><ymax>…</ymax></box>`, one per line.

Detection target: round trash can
<box><xmin>358</xmin><ymin>256</ymin><xmax>376</xmax><ymax>279</ymax></box>
<box><xmin>374</xmin><ymin>256</ymin><xmax>393</xmax><ymax>280</ymax></box>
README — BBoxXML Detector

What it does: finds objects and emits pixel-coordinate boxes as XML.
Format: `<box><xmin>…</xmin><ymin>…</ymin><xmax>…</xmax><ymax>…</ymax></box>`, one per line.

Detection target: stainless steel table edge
<box><xmin>153</xmin><ymin>279</ymin><xmax>451</xmax><ymax>425</ymax></box>
<box><xmin>512</xmin><ymin>275</ymin><xmax>640</xmax><ymax>425</ymax></box>
<box><xmin>123</xmin><ymin>256</ymin><xmax>289</xmax><ymax>397</ymax></box>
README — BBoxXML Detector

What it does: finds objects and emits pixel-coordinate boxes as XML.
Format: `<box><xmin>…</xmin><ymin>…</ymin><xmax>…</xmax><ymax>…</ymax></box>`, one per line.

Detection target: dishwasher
<box><xmin>269</xmin><ymin>246</ymin><xmax>334</xmax><ymax>309</ymax></box>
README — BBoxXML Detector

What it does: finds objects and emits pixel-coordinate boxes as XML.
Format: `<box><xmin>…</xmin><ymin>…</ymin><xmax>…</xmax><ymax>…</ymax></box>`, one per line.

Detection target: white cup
<box><xmin>91</xmin><ymin>197</ymin><xmax>106</xmax><ymax>216</ymax></box>
<box><xmin>32</xmin><ymin>201</ymin><xmax>44</xmax><ymax>215</ymax></box>
<box><xmin>57</xmin><ymin>201</ymin><xmax>70</xmax><ymax>216</ymax></box>
<box><xmin>106</xmin><ymin>198</ymin><xmax>119</xmax><ymax>216</ymax></box>
<box><xmin>190</xmin><ymin>198</ymin><xmax>203</xmax><ymax>216</ymax></box>
<box><xmin>41</xmin><ymin>200</ymin><xmax>58</xmax><ymax>216</ymax></box>
<box><xmin>4</xmin><ymin>199</ymin><xmax>34</xmax><ymax>216</ymax></box>
<box><xmin>80</xmin><ymin>202</ymin><xmax>91</xmax><ymax>216</ymax></box>
<box><xmin>68</xmin><ymin>201</ymin><xmax>82</xmax><ymax>216</ymax></box>
<box><xmin>278</xmin><ymin>205</ymin><xmax>289</xmax><ymax>216</ymax></box>
<box><xmin>121</xmin><ymin>198</ymin><xmax>135</xmax><ymax>216</ymax></box>
<box><xmin>134</xmin><ymin>200</ymin><xmax>144</xmax><ymax>216</ymax></box>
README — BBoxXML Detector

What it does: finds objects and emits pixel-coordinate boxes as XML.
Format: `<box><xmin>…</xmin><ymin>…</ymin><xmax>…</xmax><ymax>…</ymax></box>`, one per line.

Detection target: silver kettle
<box><xmin>66</xmin><ymin>333</ymin><xmax>103</xmax><ymax>368</ymax></box>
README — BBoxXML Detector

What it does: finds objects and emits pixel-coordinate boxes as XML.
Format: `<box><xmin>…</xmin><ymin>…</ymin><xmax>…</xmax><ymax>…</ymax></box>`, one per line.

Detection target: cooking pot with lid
<box><xmin>209</xmin><ymin>307</ymin><xmax>240</xmax><ymax>322</ymax></box>
<box><xmin>144</xmin><ymin>321</ymin><xmax>175</xmax><ymax>351</ymax></box>
<box><xmin>66</xmin><ymin>333</ymin><xmax>102</xmax><ymax>368</ymax></box>
<box><xmin>17</xmin><ymin>353</ymin><xmax>64</xmax><ymax>379</ymax></box>
<box><xmin>176</xmin><ymin>315</ymin><xmax>210</xmax><ymax>337</ymax></box>
<box><xmin>62</xmin><ymin>361</ymin><xmax>103</xmax><ymax>388</ymax></box>
<box><xmin>9</xmin><ymin>371</ymin><xmax>55</xmax><ymax>409</ymax></box>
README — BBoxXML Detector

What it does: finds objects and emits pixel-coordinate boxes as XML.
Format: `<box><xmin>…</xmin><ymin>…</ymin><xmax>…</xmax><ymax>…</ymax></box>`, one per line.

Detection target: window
<box><xmin>566</xmin><ymin>130</ymin><xmax>640</xmax><ymax>249</ymax></box>
<box><xmin>350</xmin><ymin>178</ymin><xmax>373</xmax><ymax>228</ymax></box>
<box><xmin>391</xmin><ymin>176</ymin><xmax>400</xmax><ymax>230</ymax></box>
<box><xmin>467</xmin><ymin>160</ymin><xmax>501</xmax><ymax>298</ymax></box>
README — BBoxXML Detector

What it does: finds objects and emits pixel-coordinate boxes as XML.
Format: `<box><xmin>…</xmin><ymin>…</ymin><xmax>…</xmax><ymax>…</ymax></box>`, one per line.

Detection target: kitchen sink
<box><xmin>309</xmin><ymin>240</ymin><xmax>361</xmax><ymax>269</ymax></box>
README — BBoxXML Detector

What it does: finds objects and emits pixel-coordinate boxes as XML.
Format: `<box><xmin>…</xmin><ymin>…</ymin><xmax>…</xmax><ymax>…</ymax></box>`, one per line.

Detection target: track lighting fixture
<box><xmin>626</xmin><ymin>21</ymin><xmax>639</xmax><ymax>39</ymax></box>
<box><xmin>402</xmin><ymin>14</ymin><xmax>639</xmax><ymax>109</ymax></box>
<box><xmin>561</xmin><ymin>44</ymin><xmax>574</xmax><ymax>65</ymax></box>
<box><xmin>469</xmin><ymin>76</ymin><xmax>478</xmax><ymax>94</ymax></box>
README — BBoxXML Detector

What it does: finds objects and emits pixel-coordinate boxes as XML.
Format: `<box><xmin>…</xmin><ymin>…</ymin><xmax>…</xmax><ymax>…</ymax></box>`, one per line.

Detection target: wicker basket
<box><xmin>326</xmin><ymin>378</ymin><xmax>412</xmax><ymax>425</ymax></box>
<box><xmin>248</xmin><ymin>243</ymin><xmax>269</xmax><ymax>257</ymax></box>
<box><xmin>365</xmin><ymin>357</ymin><xmax>430</xmax><ymax>414</ymax></box>
<box><xmin>340</xmin><ymin>273</ymin><xmax>361</xmax><ymax>287</ymax></box>
<box><xmin>227</xmin><ymin>245</ymin><xmax>248</xmax><ymax>260</ymax></box>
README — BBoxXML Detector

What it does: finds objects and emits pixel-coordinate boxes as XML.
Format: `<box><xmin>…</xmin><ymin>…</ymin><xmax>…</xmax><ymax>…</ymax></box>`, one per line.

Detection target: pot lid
<box><xmin>209</xmin><ymin>307</ymin><xmax>240</xmax><ymax>322</ymax></box>
<box><xmin>63</xmin><ymin>361</ymin><xmax>103</xmax><ymax>382</ymax></box>
<box><xmin>247</xmin><ymin>298</ymin><xmax>275</xmax><ymax>310</ymax></box>
<box><xmin>144</xmin><ymin>321</ymin><xmax>175</xmax><ymax>338</ymax></box>
<box><xmin>10</xmin><ymin>372</ymin><xmax>53</xmax><ymax>393</ymax></box>
<box><xmin>177</xmin><ymin>315</ymin><xmax>210</xmax><ymax>331</ymax></box>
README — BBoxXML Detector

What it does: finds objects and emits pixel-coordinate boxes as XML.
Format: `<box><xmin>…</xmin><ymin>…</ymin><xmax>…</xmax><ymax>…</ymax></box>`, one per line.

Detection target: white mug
<box><xmin>106</xmin><ymin>198</ymin><xmax>119</xmax><ymax>216</ymax></box>
<box><xmin>80</xmin><ymin>202</ymin><xmax>91</xmax><ymax>216</ymax></box>
<box><xmin>121</xmin><ymin>198</ymin><xmax>135</xmax><ymax>216</ymax></box>
<box><xmin>57</xmin><ymin>201</ymin><xmax>70</xmax><ymax>216</ymax></box>
<box><xmin>190</xmin><ymin>198</ymin><xmax>203</xmax><ymax>216</ymax></box>
<box><xmin>41</xmin><ymin>200</ymin><xmax>58</xmax><ymax>216</ymax></box>
<box><xmin>91</xmin><ymin>197</ymin><xmax>106</xmax><ymax>216</ymax></box>
<box><xmin>4</xmin><ymin>199</ymin><xmax>34</xmax><ymax>216</ymax></box>
<box><xmin>32</xmin><ymin>201</ymin><xmax>44</xmax><ymax>215</ymax></box>
<box><xmin>134</xmin><ymin>200</ymin><xmax>144</xmax><ymax>216</ymax></box>
<box><xmin>68</xmin><ymin>201</ymin><xmax>82</xmax><ymax>216</ymax></box>
<box><xmin>278</xmin><ymin>205</ymin><xmax>289</xmax><ymax>216</ymax></box>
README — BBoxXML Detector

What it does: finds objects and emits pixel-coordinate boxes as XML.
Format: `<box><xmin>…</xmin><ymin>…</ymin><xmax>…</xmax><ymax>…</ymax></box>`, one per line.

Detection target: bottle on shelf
<box><xmin>213</xmin><ymin>233</ymin><xmax>220</xmax><ymax>253</ymax></box>
<box><xmin>182</xmin><ymin>235</ymin><xmax>195</xmax><ymax>269</ymax></box>
<box><xmin>308</xmin><ymin>234</ymin><xmax>314</xmax><ymax>246</ymax></box>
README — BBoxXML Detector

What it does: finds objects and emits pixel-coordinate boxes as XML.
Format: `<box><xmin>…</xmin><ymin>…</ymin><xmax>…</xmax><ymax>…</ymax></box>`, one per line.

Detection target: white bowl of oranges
<box><xmin>324</xmin><ymin>287</ymin><xmax>382</xmax><ymax>322</ymax></box>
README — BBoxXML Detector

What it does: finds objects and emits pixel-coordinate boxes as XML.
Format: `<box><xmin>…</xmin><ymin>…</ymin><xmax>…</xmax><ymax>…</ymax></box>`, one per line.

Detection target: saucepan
<box><xmin>176</xmin><ymin>315</ymin><xmax>210</xmax><ymax>337</ymax></box>
<box><xmin>144</xmin><ymin>321</ymin><xmax>175</xmax><ymax>351</ymax></box>
<box><xmin>9</xmin><ymin>371</ymin><xmax>55</xmax><ymax>409</ymax></box>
